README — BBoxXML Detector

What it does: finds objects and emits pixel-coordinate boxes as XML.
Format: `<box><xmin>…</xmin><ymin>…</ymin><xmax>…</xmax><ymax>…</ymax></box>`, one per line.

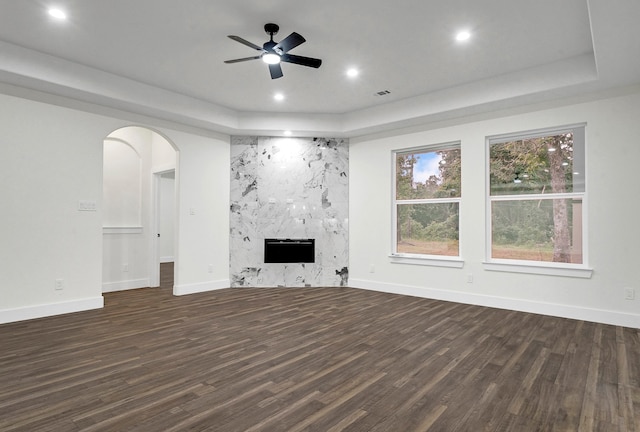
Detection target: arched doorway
<box><xmin>102</xmin><ymin>126</ymin><xmax>178</xmax><ymax>292</ymax></box>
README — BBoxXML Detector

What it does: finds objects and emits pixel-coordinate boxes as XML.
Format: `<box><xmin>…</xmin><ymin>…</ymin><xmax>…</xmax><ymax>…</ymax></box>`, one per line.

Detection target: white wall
<box><xmin>172</xmin><ymin>129</ymin><xmax>230</xmax><ymax>296</ymax></box>
<box><xmin>159</xmin><ymin>172</ymin><xmax>175</xmax><ymax>262</ymax></box>
<box><xmin>0</xmin><ymin>94</ymin><xmax>117</xmax><ymax>322</ymax></box>
<box><xmin>0</xmin><ymin>93</ymin><xmax>230</xmax><ymax>323</ymax></box>
<box><xmin>151</xmin><ymin>132</ymin><xmax>177</xmax><ymax>172</ymax></box>
<box><xmin>349</xmin><ymin>90</ymin><xmax>640</xmax><ymax>328</ymax></box>
<box><xmin>103</xmin><ymin>138</ymin><xmax>143</xmax><ymax>227</ymax></box>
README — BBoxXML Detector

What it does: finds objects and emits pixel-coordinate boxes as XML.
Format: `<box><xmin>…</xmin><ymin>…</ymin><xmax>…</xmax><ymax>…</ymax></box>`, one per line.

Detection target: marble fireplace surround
<box><xmin>230</xmin><ymin>136</ymin><xmax>349</xmax><ymax>287</ymax></box>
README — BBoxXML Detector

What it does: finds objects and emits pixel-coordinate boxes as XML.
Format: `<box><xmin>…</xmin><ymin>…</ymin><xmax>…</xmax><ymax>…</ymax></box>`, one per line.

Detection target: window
<box><xmin>393</xmin><ymin>144</ymin><xmax>461</xmax><ymax>258</ymax></box>
<box><xmin>487</xmin><ymin>125</ymin><xmax>586</xmax><ymax>267</ymax></box>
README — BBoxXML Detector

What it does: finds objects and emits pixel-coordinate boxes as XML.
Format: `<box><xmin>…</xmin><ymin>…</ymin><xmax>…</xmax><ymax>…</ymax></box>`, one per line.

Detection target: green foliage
<box><xmin>492</xmin><ymin>200</ymin><xmax>553</xmax><ymax>246</ymax></box>
<box><xmin>398</xmin><ymin>203</ymin><xmax>459</xmax><ymax>243</ymax></box>
<box><xmin>490</xmin><ymin>134</ymin><xmax>575</xmax><ymax>195</ymax></box>
<box><xmin>395</xmin><ymin>153</ymin><xmax>417</xmax><ymax>200</ymax></box>
<box><xmin>422</xmin><ymin>214</ymin><xmax>459</xmax><ymax>241</ymax></box>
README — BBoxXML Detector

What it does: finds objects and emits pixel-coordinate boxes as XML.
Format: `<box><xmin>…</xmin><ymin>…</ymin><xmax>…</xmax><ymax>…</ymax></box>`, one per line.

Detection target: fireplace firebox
<box><xmin>264</xmin><ymin>238</ymin><xmax>315</xmax><ymax>263</ymax></box>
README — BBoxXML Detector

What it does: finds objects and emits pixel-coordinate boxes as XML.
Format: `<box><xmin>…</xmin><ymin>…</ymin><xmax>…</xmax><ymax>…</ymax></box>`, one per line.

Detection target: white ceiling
<box><xmin>1</xmin><ymin>0</ymin><xmax>639</xmax><ymax>137</ymax></box>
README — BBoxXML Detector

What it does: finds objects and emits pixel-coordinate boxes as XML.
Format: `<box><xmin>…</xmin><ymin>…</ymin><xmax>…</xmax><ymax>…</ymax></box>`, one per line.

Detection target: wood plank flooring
<box><xmin>1</xmin><ymin>268</ymin><xmax>639</xmax><ymax>431</ymax></box>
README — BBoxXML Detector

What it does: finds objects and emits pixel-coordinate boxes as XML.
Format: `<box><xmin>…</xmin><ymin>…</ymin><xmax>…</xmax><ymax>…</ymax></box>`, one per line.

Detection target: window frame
<box><xmin>391</xmin><ymin>142</ymin><xmax>464</xmax><ymax>268</ymax></box>
<box><xmin>484</xmin><ymin>124</ymin><xmax>592</xmax><ymax>278</ymax></box>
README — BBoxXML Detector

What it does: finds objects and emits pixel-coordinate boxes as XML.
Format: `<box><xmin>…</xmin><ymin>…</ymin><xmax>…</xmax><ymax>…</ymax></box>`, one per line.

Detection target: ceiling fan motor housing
<box><xmin>264</xmin><ymin>23</ymin><xmax>279</xmax><ymax>37</ymax></box>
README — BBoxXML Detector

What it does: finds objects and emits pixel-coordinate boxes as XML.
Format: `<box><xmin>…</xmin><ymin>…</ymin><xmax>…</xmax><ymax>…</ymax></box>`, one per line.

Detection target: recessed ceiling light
<box><xmin>283</xmin><ymin>130</ymin><xmax>292</xmax><ymax>136</ymax></box>
<box><xmin>274</xmin><ymin>93</ymin><xmax>285</xmax><ymax>101</ymax></box>
<box><xmin>455</xmin><ymin>30</ymin><xmax>471</xmax><ymax>42</ymax></box>
<box><xmin>346</xmin><ymin>68</ymin><xmax>359</xmax><ymax>78</ymax></box>
<box><xmin>48</xmin><ymin>8</ymin><xmax>67</xmax><ymax>20</ymax></box>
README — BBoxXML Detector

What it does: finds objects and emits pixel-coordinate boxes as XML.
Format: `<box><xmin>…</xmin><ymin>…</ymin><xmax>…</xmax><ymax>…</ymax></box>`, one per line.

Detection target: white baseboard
<box><xmin>174</xmin><ymin>279</ymin><xmax>230</xmax><ymax>296</ymax></box>
<box><xmin>0</xmin><ymin>296</ymin><xmax>104</xmax><ymax>325</ymax></box>
<box><xmin>159</xmin><ymin>256</ymin><xmax>174</xmax><ymax>264</ymax></box>
<box><xmin>349</xmin><ymin>278</ymin><xmax>640</xmax><ymax>329</ymax></box>
<box><xmin>102</xmin><ymin>278</ymin><xmax>150</xmax><ymax>293</ymax></box>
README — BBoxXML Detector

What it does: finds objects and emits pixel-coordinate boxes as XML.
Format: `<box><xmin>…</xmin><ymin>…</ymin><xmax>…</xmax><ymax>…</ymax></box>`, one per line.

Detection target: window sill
<box><xmin>103</xmin><ymin>226</ymin><xmax>143</xmax><ymax>234</ymax></box>
<box><xmin>482</xmin><ymin>261</ymin><xmax>593</xmax><ymax>279</ymax></box>
<box><xmin>389</xmin><ymin>254</ymin><xmax>464</xmax><ymax>268</ymax></box>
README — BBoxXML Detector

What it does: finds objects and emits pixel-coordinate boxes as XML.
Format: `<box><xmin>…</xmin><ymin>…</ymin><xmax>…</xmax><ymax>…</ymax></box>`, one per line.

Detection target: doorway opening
<box><xmin>102</xmin><ymin>126</ymin><xmax>178</xmax><ymax>293</ymax></box>
<box><xmin>152</xmin><ymin>169</ymin><xmax>176</xmax><ymax>288</ymax></box>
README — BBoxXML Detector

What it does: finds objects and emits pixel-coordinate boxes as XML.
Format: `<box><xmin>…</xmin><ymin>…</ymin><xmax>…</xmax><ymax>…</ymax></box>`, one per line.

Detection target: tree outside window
<box><xmin>394</xmin><ymin>144</ymin><xmax>461</xmax><ymax>257</ymax></box>
<box><xmin>488</xmin><ymin>126</ymin><xmax>586</xmax><ymax>264</ymax></box>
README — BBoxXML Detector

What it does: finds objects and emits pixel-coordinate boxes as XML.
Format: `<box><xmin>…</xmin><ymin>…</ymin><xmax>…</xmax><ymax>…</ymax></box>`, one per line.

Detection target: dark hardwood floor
<box><xmin>1</xmin><ymin>265</ymin><xmax>639</xmax><ymax>431</ymax></box>
<box><xmin>159</xmin><ymin>262</ymin><xmax>174</xmax><ymax>290</ymax></box>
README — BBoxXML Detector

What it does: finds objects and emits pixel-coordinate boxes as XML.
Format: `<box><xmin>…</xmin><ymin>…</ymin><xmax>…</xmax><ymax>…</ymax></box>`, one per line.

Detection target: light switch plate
<box><xmin>78</xmin><ymin>200</ymin><xmax>97</xmax><ymax>211</ymax></box>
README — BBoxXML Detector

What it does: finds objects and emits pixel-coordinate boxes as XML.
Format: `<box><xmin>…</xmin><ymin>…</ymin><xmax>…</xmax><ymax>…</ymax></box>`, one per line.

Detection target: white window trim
<box><xmin>489</xmin><ymin>192</ymin><xmax>584</xmax><ymax>202</ymax></box>
<box><xmin>390</xmin><ymin>253</ymin><xmax>464</xmax><ymax>268</ymax></box>
<box><xmin>482</xmin><ymin>261</ymin><xmax>592</xmax><ymax>278</ymax></box>
<box><xmin>396</xmin><ymin>197</ymin><xmax>461</xmax><ymax>205</ymax></box>
<box><xmin>391</xmin><ymin>142</ymin><xmax>463</xmax><ymax>265</ymax></box>
<box><xmin>487</xmin><ymin>123</ymin><xmax>586</xmax><ymax>145</ymax></box>
<box><xmin>485</xmin><ymin>124</ymin><xmax>590</xmax><ymax>278</ymax></box>
<box><xmin>103</xmin><ymin>226</ymin><xmax>144</xmax><ymax>234</ymax></box>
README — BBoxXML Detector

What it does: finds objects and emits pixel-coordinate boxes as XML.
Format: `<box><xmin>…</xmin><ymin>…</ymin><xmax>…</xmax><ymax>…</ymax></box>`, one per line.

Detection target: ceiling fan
<box><xmin>224</xmin><ymin>23</ymin><xmax>322</xmax><ymax>79</ymax></box>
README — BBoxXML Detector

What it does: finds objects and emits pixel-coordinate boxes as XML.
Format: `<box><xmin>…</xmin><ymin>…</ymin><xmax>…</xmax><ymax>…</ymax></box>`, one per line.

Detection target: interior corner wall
<box><xmin>0</xmin><ymin>92</ymin><xmax>231</xmax><ymax>323</ymax></box>
<box><xmin>349</xmin><ymin>90</ymin><xmax>640</xmax><ymax>328</ymax></box>
<box><xmin>229</xmin><ymin>136</ymin><xmax>349</xmax><ymax>287</ymax></box>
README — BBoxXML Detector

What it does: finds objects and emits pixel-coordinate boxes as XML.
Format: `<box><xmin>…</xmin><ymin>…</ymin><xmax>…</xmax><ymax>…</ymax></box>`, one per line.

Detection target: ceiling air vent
<box><xmin>375</xmin><ymin>90</ymin><xmax>391</xmax><ymax>96</ymax></box>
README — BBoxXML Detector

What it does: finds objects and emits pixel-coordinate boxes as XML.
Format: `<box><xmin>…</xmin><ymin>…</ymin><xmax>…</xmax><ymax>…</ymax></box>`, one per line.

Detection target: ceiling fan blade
<box><xmin>273</xmin><ymin>32</ymin><xmax>306</xmax><ymax>54</ymax></box>
<box><xmin>228</xmin><ymin>35</ymin><xmax>263</xmax><ymax>51</ymax></box>
<box><xmin>269</xmin><ymin>63</ymin><xmax>283</xmax><ymax>79</ymax></box>
<box><xmin>281</xmin><ymin>54</ymin><xmax>322</xmax><ymax>68</ymax></box>
<box><xmin>224</xmin><ymin>56</ymin><xmax>261</xmax><ymax>64</ymax></box>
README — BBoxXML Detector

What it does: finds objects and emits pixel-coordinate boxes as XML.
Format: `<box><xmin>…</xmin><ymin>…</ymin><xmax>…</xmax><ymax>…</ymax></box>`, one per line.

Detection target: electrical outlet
<box><xmin>369</xmin><ymin>264</ymin><xmax>375</xmax><ymax>273</ymax></box>
<box><xmin>208</xmin><ymin>264</ymin><xmax>214</xmax><ymax>273</ymax></box>
<box><xmin>55</xmin><ymin>279</ymin><xmax>64</xmax><ymax>290</ymax></box>
<box><xmin>123</xmin><ymin>263</ymin><xmax>129</xmax><ymax>272</ymax></box>
<box><xmin>467</xmin><ymin>274</ymin><xmax>474</xmax><ymax>283</ymax></box>
<box><xmin>625</xmin><ymin>288</ymin><xmax>635</xmax><ymax>300</ymax></box>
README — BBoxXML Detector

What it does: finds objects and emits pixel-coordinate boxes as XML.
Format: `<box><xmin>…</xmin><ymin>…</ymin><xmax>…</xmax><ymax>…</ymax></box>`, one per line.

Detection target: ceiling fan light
<box><xmin>262</xmin><ymin>53</ymin><xmax>281</xmax><ymax>64</ymax></box>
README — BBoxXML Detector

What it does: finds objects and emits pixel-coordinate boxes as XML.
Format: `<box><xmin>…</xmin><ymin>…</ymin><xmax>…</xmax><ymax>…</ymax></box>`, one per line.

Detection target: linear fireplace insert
<box><xmin>264</xmin><ymin>238</ymin><xmax>315</xmax><ymax>263</ymax></box>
